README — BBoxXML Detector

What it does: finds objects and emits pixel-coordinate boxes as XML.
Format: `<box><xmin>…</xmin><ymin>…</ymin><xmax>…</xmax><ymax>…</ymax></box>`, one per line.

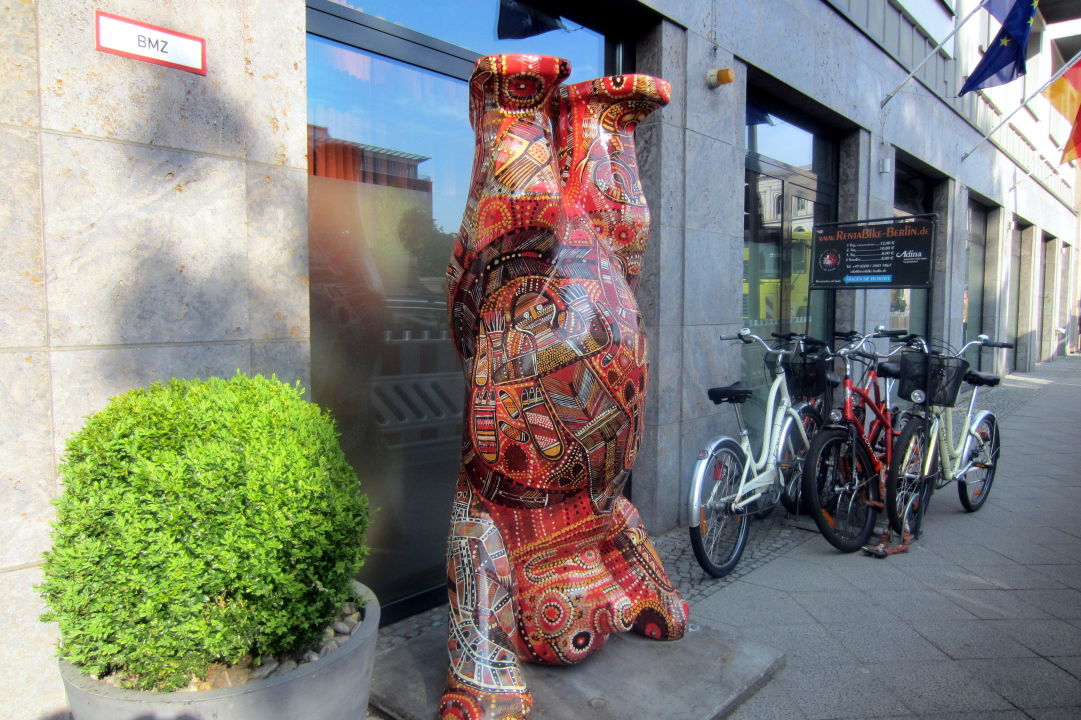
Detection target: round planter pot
<box><xmin>60</xmin><ymin>582</ymin><xmax>380</xmax><ymax>720</ymax></box>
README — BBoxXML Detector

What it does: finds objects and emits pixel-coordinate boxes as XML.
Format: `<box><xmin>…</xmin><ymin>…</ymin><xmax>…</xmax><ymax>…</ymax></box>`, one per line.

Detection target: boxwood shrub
<box><xmin>38</xmin><ymin>373</ymin><xmax>369</xmax><ymax>691</ymax></box>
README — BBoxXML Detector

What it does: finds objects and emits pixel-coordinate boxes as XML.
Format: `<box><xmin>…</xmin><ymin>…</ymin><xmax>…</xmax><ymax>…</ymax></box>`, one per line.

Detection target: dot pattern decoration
<box><xmin>441</xmin><ymin>54</ymin><xmax>687</xmax><ymax>720</ymax></box>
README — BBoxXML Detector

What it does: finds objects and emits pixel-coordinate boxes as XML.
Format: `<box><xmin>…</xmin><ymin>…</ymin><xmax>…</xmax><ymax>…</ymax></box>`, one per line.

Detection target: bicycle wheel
<box><xmin>780</xmin><ymin>407</ymin><xmax>824</xmax><ymax>515</ymax></box>
<box><xmin>802</xmin><ymin>427</ymin><xmax>878</xmax><ymax>552</ymax></box>
<box><xmin>887</xmin><ymin>415</ymin><xmax>934</xmax><ymax>536</ymax></box>
<box><xmin>689</xmin><ymin>438</ymin><xmax>750</xmax><ymax>577</ymax></box>
<box><xmin>958</xmin><ymin>414</ymin><xmax>999</xmax><ymax>512</ymax></box>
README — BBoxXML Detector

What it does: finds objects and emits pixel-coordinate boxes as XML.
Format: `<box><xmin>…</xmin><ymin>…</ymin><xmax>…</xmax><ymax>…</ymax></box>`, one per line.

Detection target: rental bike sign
<box><xmin>810</xmin><ymin>214</ymin><xmax>935</xmax><ymax>289</ymax></box>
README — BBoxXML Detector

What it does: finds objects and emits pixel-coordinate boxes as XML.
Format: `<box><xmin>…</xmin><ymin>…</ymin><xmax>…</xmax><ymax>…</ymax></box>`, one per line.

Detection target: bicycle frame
<box><xmin>688</xmin><ymin>352</ymin><xmax>812</xmax><ymax>524</ymax></box>
<box><xmin>921</xmin><ymin>386</ymin><xmax>994</xmax><ymax>484</ymax></box>
<box><xmin>839</xmin><ymin>359</ymin><xmax>896</xmax><ymax>479</ymax></box>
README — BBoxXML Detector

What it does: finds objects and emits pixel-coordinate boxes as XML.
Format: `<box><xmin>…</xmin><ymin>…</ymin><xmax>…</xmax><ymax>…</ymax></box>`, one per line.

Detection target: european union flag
<box><xmin>959</xmin><ymin>0</ymin><xmax>1039</xmax><ymax>96</ymax></box>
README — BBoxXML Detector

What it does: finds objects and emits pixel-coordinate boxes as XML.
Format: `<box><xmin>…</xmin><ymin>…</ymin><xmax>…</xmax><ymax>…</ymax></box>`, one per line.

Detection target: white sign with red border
<box><xmin>95</xmin><ymin>11</ymin><xmax>207</xmax><ymax>76</ymax></box>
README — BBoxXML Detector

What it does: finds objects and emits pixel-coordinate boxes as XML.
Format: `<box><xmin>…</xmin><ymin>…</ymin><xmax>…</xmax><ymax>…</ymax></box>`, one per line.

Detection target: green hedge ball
<box><xmin>38</xmin><ymin>373</ymin><xmax>369</xmax><ymax>692</ymax></box>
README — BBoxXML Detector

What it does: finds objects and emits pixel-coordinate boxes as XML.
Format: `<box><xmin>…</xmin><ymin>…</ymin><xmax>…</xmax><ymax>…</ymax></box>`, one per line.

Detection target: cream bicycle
<box><xmin>886</xmin><ymin>334</ymin><xmax>1013</xmax><ymax>544</ymax></box>
<box><xmin>688</xmin><ymin>329</ymin><xmax>824</xmax><ymax>577</ymax></box>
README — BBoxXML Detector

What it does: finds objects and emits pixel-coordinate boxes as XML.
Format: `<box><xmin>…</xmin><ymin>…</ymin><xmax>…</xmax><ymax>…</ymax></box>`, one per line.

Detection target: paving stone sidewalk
<box><xmin>371</xmin><ymin>354</ymin><xmax>1081</xmax><ymax>719</ymax></box>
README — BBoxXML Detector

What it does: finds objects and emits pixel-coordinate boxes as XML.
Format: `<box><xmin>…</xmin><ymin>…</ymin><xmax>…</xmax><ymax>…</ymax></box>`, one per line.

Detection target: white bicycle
<box><xmin>688</xmin><ymin>329</ymin><xmax>825</xmax><ymax>577</ymax></box>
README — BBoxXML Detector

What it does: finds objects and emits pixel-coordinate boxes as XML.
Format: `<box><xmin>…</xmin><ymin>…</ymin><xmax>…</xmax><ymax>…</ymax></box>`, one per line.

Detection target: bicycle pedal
<box><xmin>861</xmin><ymin>545</ymin><xmax>888</xmax><ymax>559</ymax></box>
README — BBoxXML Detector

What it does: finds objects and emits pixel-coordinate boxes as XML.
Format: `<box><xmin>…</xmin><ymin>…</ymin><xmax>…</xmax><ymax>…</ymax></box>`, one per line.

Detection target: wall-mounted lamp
<box><xmin>705</xmin><ymin>68</ymin><xmax>735</xmax><ymax>88</ymax></box>
<box><xmin>879</xmin><ymin>158</ymin><xmax>892</xmax><ymax>174</ymax></box>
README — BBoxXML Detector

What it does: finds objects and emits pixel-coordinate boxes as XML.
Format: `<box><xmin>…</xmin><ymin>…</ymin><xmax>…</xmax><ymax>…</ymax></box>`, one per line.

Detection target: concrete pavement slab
<box><xmin>937</xmin><ymin>587</ymin><xmax>1055</xmax><ymax>619</ymax></box>
<box><xmin>875</xmin><ymin>658</ymin><xmax>1014</xmax><ymax>714</ymax></box>
<box><xmin>912</xmin><ymin>619</ymin><xmax>1036</xmax><ymax>659</ymax></box>
<box><xmin>1011</xmin><ymin>588</ymin><xmax>1081</xmax><ymax>619</ymax></box>
<box><xmin>1048</xmin><ymin>656</ymin><xmax>1081</xmax><ymax>680</ymax></box>
<box><xmin>1029</xmin><ymin>563</ymin><xmax>1081</xmax><ymax>589</ymax></box>
<box><xmin>956</xmin><ymin>656</ymin><xmax>1081</xmax><ymax>708</ymax></box>
<box><xmin>995</xmin><ymin>617</ymin><xmax>1081</xmax><ymax>656</ymax></box>
<box><xmin>766</xmin><ymin>660</ymin><xmax>914</xmax><ymax>720</ymax></box>
<box><xmin>1026</xmin><ymin>709</ymin><xmax>1081</xmax><ymax>720</ymax></box>
<box><xmin>820</xmin><ymin>620</ymin><xmax>950</xmax><ymax>664</ymax></box>
<box><xmin>369</xmin><ymin>619</ymin><xmax>784</xmax><ymax>720</ymax></box>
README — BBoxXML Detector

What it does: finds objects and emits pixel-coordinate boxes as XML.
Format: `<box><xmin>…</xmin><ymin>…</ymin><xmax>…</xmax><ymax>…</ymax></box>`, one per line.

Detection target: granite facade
<box><xmin>0</xmin><ymin>1</ymin><xmax>309</xmax><ymax>716</ymax></box>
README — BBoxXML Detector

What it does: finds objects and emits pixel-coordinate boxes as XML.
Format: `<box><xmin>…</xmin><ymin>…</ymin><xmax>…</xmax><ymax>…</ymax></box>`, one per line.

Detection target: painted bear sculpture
<box><xmin>441</xmin><ymin>54</ymin><xmax>688</xmax><ymax>720</ymax></box>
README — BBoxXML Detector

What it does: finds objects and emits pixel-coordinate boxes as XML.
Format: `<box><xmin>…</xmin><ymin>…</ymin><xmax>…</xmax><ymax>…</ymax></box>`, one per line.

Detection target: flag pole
<box><xmin>960</xmin><ymin>48</ymin><xmax>1081</xmax><ymax>161</ymax></box>
<box><xmin>881</xmin><ymin>0</ymin><xmax>993</xmax><ymax>108</ymax></box>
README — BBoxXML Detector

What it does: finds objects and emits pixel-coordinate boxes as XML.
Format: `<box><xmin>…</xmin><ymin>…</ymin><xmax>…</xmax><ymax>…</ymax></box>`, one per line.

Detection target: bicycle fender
<box><xmin>688</xmin><ymin>436</ymin><xmax>736</xmax><ymax>528</ymax></box>
<box><xmin>960</xmin><ymin>409</ymin><xmax>995</xmax><ymax>463</ymax></box>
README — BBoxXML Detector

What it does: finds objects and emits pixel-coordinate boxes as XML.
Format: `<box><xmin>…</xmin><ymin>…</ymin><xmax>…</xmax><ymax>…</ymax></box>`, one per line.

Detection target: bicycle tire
<box><xmin>958</xmin><ymin>414</ymin><xmax>999</xmax><ymax>512</ymax></box>
<box><xmin>887</xmin><ymin>415</ymin><xmax>934</xmax><ymax>536</ymax></box>
<box><xmin>780</xmin><ymin>407</ymin><xmax>824</xmax><ymax>515</ymax></box>
<box><xmin>802</xmin><ymin>427</ymin><xmax>878</xmax><ymax>552</ymax></box>
<box><xmin>689</xmin><ymin>438</ymin><xmax>750</xmax><ymax>577</ymax></box>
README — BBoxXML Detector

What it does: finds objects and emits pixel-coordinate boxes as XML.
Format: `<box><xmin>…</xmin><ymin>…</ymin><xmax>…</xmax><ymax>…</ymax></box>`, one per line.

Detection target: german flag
<box><xmin>1044</xmin><ymin>59</ymin><xmax>1081</xmax><ymax>164</ymax></box>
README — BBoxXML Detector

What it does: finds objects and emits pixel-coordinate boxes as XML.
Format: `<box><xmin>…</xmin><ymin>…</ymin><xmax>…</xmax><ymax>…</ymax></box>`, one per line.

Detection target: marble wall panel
<box><xmin>637</xmin><ymin>222</ymin><xmax>685</xmax><ymax>329</ymax></box>
<box><xmin>631</xmin><ymin>419</ymin><xmax>683</xmax><ymax>533</ymax></box>
<box><xmin>0</xmin><ymin>0</ymin><xmax>39</xmax><ymax>127</ymax></box>
<box><xmin>642</xmin><ymin>322</ymin><xmax>682</xmax><ymax>427</ymax></box>
<box><xmin>642</xmin><ymin>0</ymin><xmax>713</xmax><ymax>37</ymax></box>
<box><xmin>0</xmin><ymin>352</ymin><xmax>56</xmax><ymax>568</ymax></box>
<box><xmin>247</xmin><ymin>165</ymin><xmax>310</xmax><ymax>342</ymax></box>
<box><xmin>42</xmin><ymin>134</ymin><xmax>249</xmax><ymax>346</ymax></box>
<box><xmin>0</xmin><ymin>126</ymin><xmax>46</xmax><ymax>348</ymax></box>
<box><xmin>636</xmin><ymin>119</ymin><xmax>686</xmax><ymax>233</ymax></box>
<box><xmin>635</xmin><ymin>19</ymin><xmax>687</xmax><ymax>133</ymax></box>
<box><xmin>682</xmin><ymin>229</ymin><xmax>743</xmax><ymax>327</ymax></box>
<box><xmin>0</xmin><ymin>568</ymin><xmax>67</xmax><ymax>720</ymax></box>
<box><xmin>49</xmin><ymin>343</ymin><xmax>250</xmax><ymax>457</ymax></box>
<box><xmin>240</xmin><ymin>0</ymin><xmax>308</xmax><ymax>169</ymax></box>
<box><xmin>250</xmin><ymin>339</ymin><xmax>311</xmax><ymax>393</ymax></box>
<box><xmin>684</xmin><ymin>131</ymin><xmax>741</xmax><ymax>235</ymax></box>
<box><xmin>683</xmin><ymin>33</ymin><xmax>743</xmax><ymax>145</ymax></box>
<box><xmin>723</xmin><ymin>0</ymin><xmax>816</xmax><ymax>89</ymax></box>
<box><xmin>680</xmin><ymin>323</ymin><xmax>742</xmax><ymax>423</ymax></box>
<box><xmin>38</xmin><ymin>0</ymin><xmax>249</xmax><ymax>157</ymax></box>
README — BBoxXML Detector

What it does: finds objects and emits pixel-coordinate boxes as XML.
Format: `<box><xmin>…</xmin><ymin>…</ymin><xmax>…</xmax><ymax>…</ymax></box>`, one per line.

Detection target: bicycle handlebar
<box><xmin>983</xmin><ymin>340</ymin><xmax>1014</xmax><ymax>349</ymax></box>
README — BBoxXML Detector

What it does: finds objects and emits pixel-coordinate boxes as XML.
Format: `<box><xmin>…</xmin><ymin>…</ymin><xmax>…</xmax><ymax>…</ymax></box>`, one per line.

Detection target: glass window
<box><xmin>306</xmin><ymin>2</ymin><xmax>615</xmax><ymax>621</ymax></box>
<box><xmin>890</xmin><ymin>164</ymin><xmax>934</xmax><ymax>336</ymax></box>
<box><xmin>330</xmin><ymin>0</ymin><xmax>605</xmax><ymax>81</ymax></box>
<box><xmin>308</xmin><ymin>37</ymin><xmax>472</xmax><ymax>612</ymax></box>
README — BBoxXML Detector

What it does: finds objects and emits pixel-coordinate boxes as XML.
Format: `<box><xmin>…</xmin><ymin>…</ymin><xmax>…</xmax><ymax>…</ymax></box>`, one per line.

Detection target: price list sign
<box><xmin>810</xmin><ymin>214</ymin><xmax>935</xmax><ymax>289</ymax></box>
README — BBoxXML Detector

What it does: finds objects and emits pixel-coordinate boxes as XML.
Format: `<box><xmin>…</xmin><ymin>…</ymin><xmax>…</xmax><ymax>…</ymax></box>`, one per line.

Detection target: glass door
<box><xmin>741</xmin><ymin>165</ymin><xmax>835</xmax><ymax>431</ymax></box>
<box><xmin>307</xmin><ymin>37</ymin><xmax>472</xmax><ymax>619</ymax></box>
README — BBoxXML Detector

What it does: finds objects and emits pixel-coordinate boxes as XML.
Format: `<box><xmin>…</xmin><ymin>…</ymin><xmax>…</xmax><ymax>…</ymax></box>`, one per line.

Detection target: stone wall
<box><xmin>0</xmin><ymin>1</ymin><xmax>309</xmax><ymax>715</ymax></box>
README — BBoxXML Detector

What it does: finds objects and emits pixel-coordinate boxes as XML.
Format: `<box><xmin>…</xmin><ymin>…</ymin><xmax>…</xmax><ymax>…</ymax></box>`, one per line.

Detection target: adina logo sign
<box><xmin>810</xmin><ymin>215</ymin><xmax>936</xmax><ymax>289</ymax></box>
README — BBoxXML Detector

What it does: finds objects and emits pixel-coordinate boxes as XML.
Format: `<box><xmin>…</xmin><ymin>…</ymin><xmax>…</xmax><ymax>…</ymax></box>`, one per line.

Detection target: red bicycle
<box><xmin>800</xmin><ymin>327</ymin><xmax>912</xmax><ymax>552</ymax></box>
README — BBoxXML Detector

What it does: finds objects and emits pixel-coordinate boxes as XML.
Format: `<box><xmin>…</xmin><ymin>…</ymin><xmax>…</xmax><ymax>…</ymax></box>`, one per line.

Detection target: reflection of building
<box><xmin>308</xmin><ymin>125</ymin><xmax>432</xmax><ymax>191</ymax></box>
<box><xmin>5</xmin><ymin>2</ymin><xmax>1080</xmax><ymax>713</ymax></box>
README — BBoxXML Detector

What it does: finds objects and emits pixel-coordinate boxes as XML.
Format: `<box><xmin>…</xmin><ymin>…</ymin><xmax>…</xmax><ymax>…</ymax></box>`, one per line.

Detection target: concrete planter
<box><xmin>60</xmin><ymin>582</ymin><xmax>379</xmax><ymax>720</ymax></box>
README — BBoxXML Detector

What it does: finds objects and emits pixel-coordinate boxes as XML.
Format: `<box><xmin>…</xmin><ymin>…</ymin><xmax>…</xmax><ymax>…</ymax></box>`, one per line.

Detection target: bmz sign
<box><xmin>95</xmin><ymin>11</ymin><xmax>207</xmax><ymax>76</ymax></box>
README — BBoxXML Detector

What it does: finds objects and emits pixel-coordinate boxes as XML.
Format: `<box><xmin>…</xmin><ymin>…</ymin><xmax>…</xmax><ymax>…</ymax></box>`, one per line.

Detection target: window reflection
<box><xmin>307</xmin><ymin>38</ymin><xmax>470</xmax><ymax>607</ymax></box>
<box><xmin>332</xmin><ymin>0</ymin><xmax>605</xmax><ymax>82</ymax></box>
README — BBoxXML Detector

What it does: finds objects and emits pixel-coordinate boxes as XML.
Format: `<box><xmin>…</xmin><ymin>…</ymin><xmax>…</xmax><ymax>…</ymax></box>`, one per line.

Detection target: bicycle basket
<box><xmin>783</xmin><ymin>349</ymin><xmax>828</xmax><ymax>399</ymax></box>
<box><xmin>898</xmin><ymin>351</ymin><xmax>969</xmax><ymax>407</ymax></box>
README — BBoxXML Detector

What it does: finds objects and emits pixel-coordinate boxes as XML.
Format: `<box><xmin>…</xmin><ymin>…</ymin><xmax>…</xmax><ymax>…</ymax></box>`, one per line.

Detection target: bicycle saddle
<box><xmin>963</xmin><ymin>370</ymin><xmax>1000</xmax><ymax>387</ymax></box>
<box><xmin>707</xmin><ymin>382</ymin><xmax>753</xmax><ymax>404</ymax></box>
<box><xmin>876</xmin><ymin>361</ymin><xmax>902</xmax><ymax>379</ymax></box>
